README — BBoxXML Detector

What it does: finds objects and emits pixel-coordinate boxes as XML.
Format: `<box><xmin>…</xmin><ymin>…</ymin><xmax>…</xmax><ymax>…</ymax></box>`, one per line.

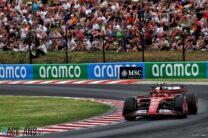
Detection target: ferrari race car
<box><xmin>123</xmin><ymin>83</ymin><xmax>198</xmax><ymax>121</ymax></box>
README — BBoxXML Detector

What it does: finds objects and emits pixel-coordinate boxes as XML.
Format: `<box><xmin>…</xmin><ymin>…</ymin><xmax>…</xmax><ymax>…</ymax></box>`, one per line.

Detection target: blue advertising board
<box><xmin>0</xmin><ymin>64</ymin><xmax>33</xmax><ymax>80</ymax></box>
<box><xmin>88</xmin><ymin>62</ymin><xmax>145</xmax><ymax>80</ymax></box>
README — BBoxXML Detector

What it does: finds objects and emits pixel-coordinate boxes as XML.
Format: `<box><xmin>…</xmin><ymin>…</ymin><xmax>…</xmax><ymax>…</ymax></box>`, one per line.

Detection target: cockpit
<box><xmin>150</xmin><ymin>91</ymin><xmax>171</xmax><ymax>97</ymax></box>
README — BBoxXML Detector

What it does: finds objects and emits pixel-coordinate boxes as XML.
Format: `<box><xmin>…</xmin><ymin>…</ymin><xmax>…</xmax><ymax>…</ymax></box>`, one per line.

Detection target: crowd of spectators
<box><xmin>0</xmin><ymin>0</ymin><xmax>208</xmax><ymax>55</ymax></box>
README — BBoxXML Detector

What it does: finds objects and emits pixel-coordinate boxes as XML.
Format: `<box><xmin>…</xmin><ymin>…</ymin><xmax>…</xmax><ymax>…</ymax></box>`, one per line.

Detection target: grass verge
<box><xmin>0</xmin><ymin>51</ymin><xmax>207</xmax><ymax>64</ymax></box>
<box><xmin>0</xmin><ymin>96</ymin><xmax>110</xmax><ymax>130</ymax></box>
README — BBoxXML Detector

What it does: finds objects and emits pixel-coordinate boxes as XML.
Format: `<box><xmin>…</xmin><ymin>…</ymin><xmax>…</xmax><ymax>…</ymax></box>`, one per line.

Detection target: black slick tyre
<box><xmin>122</xmin><ymin>97</ymin><xmax>137</xmax><ymax>121</ymax></box>
<box><xmin>174</xmin><ymin>95</ymin><xmax>188</xmax><ymax>119</ymax></box>
<box><xmin>185</xmin><ymin>93</ymin><xmax>198</xmax><ymax>114</ymax></box>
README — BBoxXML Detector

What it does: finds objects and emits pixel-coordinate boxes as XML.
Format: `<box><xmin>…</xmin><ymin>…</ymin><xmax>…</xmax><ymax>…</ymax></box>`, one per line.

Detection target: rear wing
<box><xmin>151</xmin><ymin>85</ymin><xmax>187</xmax><ymax>92</ymax></box>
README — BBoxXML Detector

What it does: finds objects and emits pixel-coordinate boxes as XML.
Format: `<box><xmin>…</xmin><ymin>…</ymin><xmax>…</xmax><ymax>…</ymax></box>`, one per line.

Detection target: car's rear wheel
<box><xmin>185</xmin><ymin>93</ymin><xmax>198</xmax><ymax>114</ymax></box>
<box><xmin>122</xmin><ymin>97</ymin><xmax>137</xmax><ymax>121</ymax></box>
<box><xmin>174</xmin><ymin>95</ymin><xmax>188</xmax><ymax>119</ymax></box>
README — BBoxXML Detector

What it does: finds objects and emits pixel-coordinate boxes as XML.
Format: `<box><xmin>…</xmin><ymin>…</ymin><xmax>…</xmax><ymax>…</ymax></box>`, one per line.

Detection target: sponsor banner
<box><xmin>33</xmin><ymin>64</ymin><xmax>87</xmax><ymax>80</ymax></box>
<box><xmin>145</xmin><ymin>62</ymin><xmax>206</xmax><ymax>79</ymax></box>
<box><xmin>88</xmin><ymin>62</ymin><xmax>144</xmax><ymax>80</ymax></box>
<box><xmin>120</xmin><ymin>67</ymin><xmax>143</xmax><ymax>79</ymax></box>
<box><xmin>0</xmin><ymin>64</ymin><xmax>33</xmax><ymax>80</ymax></box>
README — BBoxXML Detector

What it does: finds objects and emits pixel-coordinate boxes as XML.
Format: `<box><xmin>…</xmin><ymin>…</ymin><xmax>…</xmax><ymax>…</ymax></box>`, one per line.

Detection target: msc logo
<box><xmin>121</xmin><ymin>70</ymin><xmax>128</xmax><ymax>77</ymax></box>
<box><xmin>152</xmin><ymin>63</ymin><xmax>199</xmax><ymax>77</ymax></box>
<box><xmin>120</xmin><ymin>67</ymin><xmax>143</xmax><ymax>79</ymax></box>
<box><xmin>128</xmin><ymin>70</ymin><xmax>142</xmax><ymax>76</ymax></box>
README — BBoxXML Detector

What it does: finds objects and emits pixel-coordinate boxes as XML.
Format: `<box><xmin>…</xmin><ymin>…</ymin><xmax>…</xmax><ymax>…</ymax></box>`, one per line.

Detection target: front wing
<box><xmin>126</xmin><ymin>109</ymin><xmax>184</xmax><ymax>117</ymax></box>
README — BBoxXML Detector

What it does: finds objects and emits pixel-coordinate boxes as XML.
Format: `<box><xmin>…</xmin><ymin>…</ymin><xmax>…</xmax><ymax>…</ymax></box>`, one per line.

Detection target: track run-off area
<box><xmin>0</xmin><ymin>83</ymin><xmax>208</xmax><ymax>138</ymax></box>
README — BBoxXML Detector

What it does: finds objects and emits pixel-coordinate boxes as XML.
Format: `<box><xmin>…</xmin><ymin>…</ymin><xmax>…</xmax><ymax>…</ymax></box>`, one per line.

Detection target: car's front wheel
<box><xmin>122</xmin><ymin>97</ymin><xmax>137</xmax><ymax>121</ymax></box>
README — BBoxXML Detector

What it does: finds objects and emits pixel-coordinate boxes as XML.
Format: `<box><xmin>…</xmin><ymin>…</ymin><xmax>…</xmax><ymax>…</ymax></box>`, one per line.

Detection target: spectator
<box><xmin>0</xmin><ymin>0</ymin><xmax>207</xmax><ymax>53</ymax></box>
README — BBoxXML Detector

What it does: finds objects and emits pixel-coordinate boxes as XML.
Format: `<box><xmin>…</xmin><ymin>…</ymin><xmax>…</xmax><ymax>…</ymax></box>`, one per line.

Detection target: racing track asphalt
<box><xmin>0</xmin><ymin>84</ymin><xmax>208</xmax><ymax>138</ymax></box>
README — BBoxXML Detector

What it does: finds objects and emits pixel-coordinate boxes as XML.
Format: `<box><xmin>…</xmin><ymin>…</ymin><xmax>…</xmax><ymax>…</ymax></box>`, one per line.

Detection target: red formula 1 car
<box><xmin>123</xmin><ymin>83</ymin><xmax>198</xmax><ymax>121</ymax></box>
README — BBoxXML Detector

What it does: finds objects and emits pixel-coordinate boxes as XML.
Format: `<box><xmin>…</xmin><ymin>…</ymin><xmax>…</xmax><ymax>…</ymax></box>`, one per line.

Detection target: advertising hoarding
<box><xmin>0</xmin><ymin>64</ymin><xmax>33</xmax><ymax>80</ymax></box>
<box><xmin>88</xmin><ymin>62</ymin><xmax>145</xmax><ymax>80</ymax></box>
<box><xmin>145</xmin><ymin>62</ymin><xmax>206</xmax><ymax>79</ymax></box>
<box><xmin>33</xmin><ymin>64</ymin><xmax>88</xmax><ymax>80</ymax></box>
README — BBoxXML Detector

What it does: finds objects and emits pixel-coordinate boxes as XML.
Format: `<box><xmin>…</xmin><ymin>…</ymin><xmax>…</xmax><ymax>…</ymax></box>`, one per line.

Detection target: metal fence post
<box><xmin>139</xmin><ymin>18</ymin><xmax>145</xmax><ymax>62</ymax></box>
<box><xmin>29</xmin><ymin>40</ymin><xmax>32</xmax><ymax>64</ymax></box>
<box><xmin>27</xmin><ymin>31</ymin><xmax>33</xmax><ymax>64</ymax></box>
<box><xmin>102</xmin><ymin>37</ymin><xmax>106</xmax><ymax>63</ymax></box>
<box><xmin>141</xmin><ymin>32</ymin><xmax>145</xmax><ymax>62</ymax></box>
<box><xmin>65</xmin><ymin>24</ymin><xmax>69</xmax><ymax>64</ymax></box>
<box><xmin>182</xmin><ymin>34</ymin><xmax>186</xmax><ymax>61</ymax></box>
<box><xmin>142</xmin><ymin>42</ymin><xmax>145</xmax><ymax>62</ymax></box>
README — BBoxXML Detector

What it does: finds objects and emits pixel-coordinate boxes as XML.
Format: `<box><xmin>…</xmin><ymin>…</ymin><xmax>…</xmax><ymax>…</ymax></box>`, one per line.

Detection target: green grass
<box><xmin>0</xmin><ymin>96</ymin><xmax>110</xmax><ymax>129</ymax></box>
<box><xmin>0</xmin><ymin>51</ymin><xmax>207</xmax><ymax>64</ymax></box>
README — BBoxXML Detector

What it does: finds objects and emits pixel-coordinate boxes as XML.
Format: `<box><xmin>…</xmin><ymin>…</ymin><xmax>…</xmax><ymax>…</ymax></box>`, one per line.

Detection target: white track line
<box><xmin>8</xmin><ymin>81</ymin><xmax>23</xmax><ymax>84</ymax></box>
<box><xmin>87</xmin><ymin>120</ymin><xmax>114</xmax><ymax>123</ymax></box>
<box><xmin>45</xmin><ymin>125</ymin><xmax>79</xmax><ymax>129</ymax></box>
<box><xmin>56</xmin><ymin>81</ymin><xmax>70</xmax><ymax>84</ymax></box>
<box><xmin>39</xmin><ymin>81</ymin><xmax>55</xmax><ymax>84</ymax></box>
<box><xmin>37</xmin><ymin>128</ymin><xmax>65</xmax><ymax>132</ymax></box>
<box><xmin>72</xmin><ymin>80</ymin><xmax>89</xmax><ymax>84</ymax></box>
<box><xmin>72</xmin><ymin>122</ymin><xmax>109</xmax><ymax>125</ymax></box>
<box><xmin>23</xmin><ymin>81</ymin><xmax>40</xmax><ymax>84</ymax></box>
<box><xmin>103</xmin><ymin>116</ymin><xmax>123</xmax><ymax>119</ymax></box>
<box><xmin>88</xmin><ymin>80</ymin><xmax>107</xmax><ymax>84</ymax></box>
<box><xmin>105</xmin><ymin>80</ymin><xmax>122</xmax><ymax>84</ymax></box>
<box><xmin>63</xmin><ymin>123</ymin><xmax>96</xmax><ymax>127</ymax></box>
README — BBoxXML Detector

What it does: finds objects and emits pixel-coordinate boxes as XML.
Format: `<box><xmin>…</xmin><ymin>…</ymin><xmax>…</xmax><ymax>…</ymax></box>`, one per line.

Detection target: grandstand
<box><xmin>0</xmin><ymin>0</ymin><xmax>207</xmax><ymax>54</ymax></box>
